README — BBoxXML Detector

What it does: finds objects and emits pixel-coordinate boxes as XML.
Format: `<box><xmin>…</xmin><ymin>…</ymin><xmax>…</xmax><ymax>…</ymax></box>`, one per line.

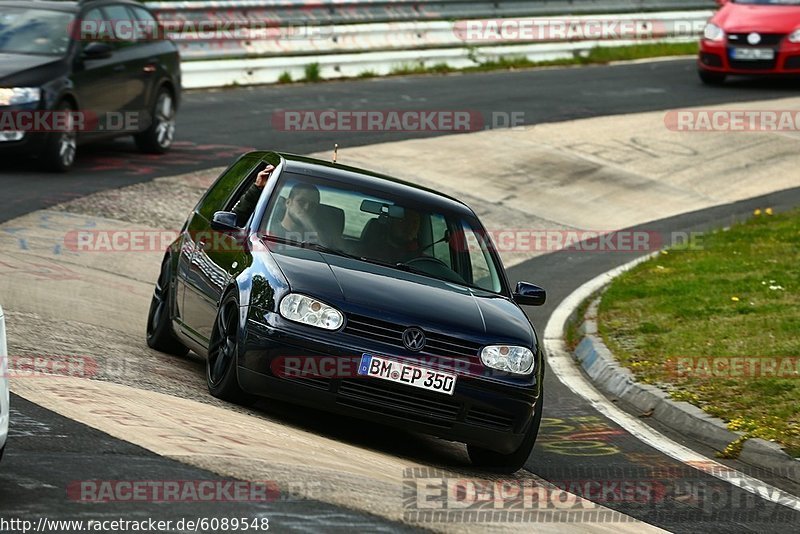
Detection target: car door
<box><xmin>98</xmin><ymin>3</ymin><xmax>141</xmax><ymax>113</ymax></box>
<box><xmin>124</xmin><ymin>5</ymin><xmax>169</xmax><ymax>116</ymax></box>
<box><xmin>180</xmin><ymin>157</ymin><xmax>259</xmax><ymax>345</ymax></box>
<box><xmin>70</xmin><ymin>6</ymin><xmax>130</xmax><ymax>129</ymax></box>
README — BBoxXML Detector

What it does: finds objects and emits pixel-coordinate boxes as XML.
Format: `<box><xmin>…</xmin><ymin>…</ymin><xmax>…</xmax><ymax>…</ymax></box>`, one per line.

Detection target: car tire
<box><xmin>135</xmin><ymin>87</ymin><xmax>176</xmax><ymax>154</ymax></box>
<box><xmin>0</xmin><ymin>445</ymin><xmax>5</xmax><ymax>463</ymax></box>
<box><xmin>41</xmin><ymin>100</ymin><xmax>77</xmax><ymax>172</ymax></box>
<box><xmin>467</xmin><ymin>397</ymin><xmax>543</xmax><ymax>474</ymax></box>
<box><xmin>698</xmin><ymin>69</ymin><xmax>726</xmax><ymax>86</ymax></box>
<box><xmin>207</xmin><ymin>292</ymin><xmax>256</xmax><ymax>405</ymax></box>
<box><xmin>146</xmin><ymin>258</ymin><xmax>189</xmax><ymax>356</ymax></box>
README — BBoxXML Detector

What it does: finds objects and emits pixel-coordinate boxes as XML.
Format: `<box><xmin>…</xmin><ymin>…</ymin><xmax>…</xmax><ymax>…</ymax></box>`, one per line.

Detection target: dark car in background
<box><xmin>0</xmin><ymin>0</ymin><xmax>181</xmax><ymax>171</ymax></box>
<box><xmin>146</xmin><ymin>151</ymin><xmax>548</xmax><ymax>473</ymax></box>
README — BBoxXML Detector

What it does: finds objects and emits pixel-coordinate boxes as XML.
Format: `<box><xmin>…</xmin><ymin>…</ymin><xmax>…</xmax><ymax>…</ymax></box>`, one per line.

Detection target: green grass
<box><xmin>251</xmin><ymin>42</ymin><xmax>699</xmax><ymax>86</ymax></box>
<box><xmin>581</xmin><ymin>41</ymin><xmax>698</xmax><ymax>63</ymax></box>
<box><xmin>598</xmin><ymin>208</ymin><xmax>800</xmax><ymax>457</ymax></box>
<box><xmin>565</xmin><ymin>291</ymin><xmax>597</xmax><ymax>352</ymax></box>
<box><xmin>390</xmin><ymin>62</ymin><xmax>454</xmax><ymax>76</ymax></box>
<box><xmin>303</xmin><ymin>63</ymin><xmax>321</xmax><ymax>82</ymax></box>
<box><xmin>385</xmin><ymin>43</ymin><xmax>698</xmax><ymax>78</ymax></box>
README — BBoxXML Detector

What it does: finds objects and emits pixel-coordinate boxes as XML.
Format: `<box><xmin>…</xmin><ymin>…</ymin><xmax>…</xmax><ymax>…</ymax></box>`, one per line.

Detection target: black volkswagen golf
<box><xmin>147</xmin><ymin>152</ymin><xmax>547</xmax><ymax>473</ymax></box>
<box><xmin>0</xmin><ymin>0</ymin><xmax>180</xmax><ymax>171</ymax></box>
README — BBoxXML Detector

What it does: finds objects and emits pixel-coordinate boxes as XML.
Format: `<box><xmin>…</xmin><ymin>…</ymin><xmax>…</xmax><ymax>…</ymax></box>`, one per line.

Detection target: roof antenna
<box><xmin>332</xmin><ymin>143</ymin><xmax>338</xmax><ymax>163</ymax></box>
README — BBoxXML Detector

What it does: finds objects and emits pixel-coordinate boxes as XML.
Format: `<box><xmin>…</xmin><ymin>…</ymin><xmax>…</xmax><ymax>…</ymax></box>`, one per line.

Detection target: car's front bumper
<box><xmin>238</xmin><ymin>319</ymin><xmax>542</xmax><ymax>454</ymax></box>
<box><xmin>699</xmin><ymin>39</ymin><xmax>800</xmax><ymax>75</ymax></box>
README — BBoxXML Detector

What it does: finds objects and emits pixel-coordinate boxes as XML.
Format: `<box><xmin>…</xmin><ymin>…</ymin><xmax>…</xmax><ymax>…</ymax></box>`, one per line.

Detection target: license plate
<box><xmin>730</xmin><ymin>47</ymin><xmax>774</xmax><ymax>61</ymax></box>
<box><xmin>357</xmin><ymin>354</ymin><xmax>456</xmax><ymax>395</ymax></box>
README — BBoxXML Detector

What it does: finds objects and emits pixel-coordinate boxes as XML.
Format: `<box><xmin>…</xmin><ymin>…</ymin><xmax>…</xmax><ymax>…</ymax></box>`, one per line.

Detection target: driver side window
<box><xmin>78</xmin><ymin>8</ymin><xmax>108</xmax><ymax>48</ymax></box>
<box><xmin>196</xmin><ymin>157</ymin><xmax>257</xmax><ymax>221</ymax></box>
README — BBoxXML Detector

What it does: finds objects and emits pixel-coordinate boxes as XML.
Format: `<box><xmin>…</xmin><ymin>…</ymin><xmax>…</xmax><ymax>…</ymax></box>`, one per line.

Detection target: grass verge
<box><xmin>389</xmin><ymin>42</ymin><xmax>699</xmax><ymax>76</ymax></box>
<box><xmin>597</xmin><ymin>208</ymin><xmax>800</xmax><ymax>458</ymax></box>
<box><xmin>218</xmin><ymin>41</ymin><xmax>699</xmax><ymax>87</ymax></box>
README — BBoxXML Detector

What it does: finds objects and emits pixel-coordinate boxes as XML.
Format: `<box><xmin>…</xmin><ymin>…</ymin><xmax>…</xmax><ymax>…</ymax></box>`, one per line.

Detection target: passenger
<box><xmin>385</xmin><ymin>209</ymin><xmax>421</xmax><ymax>263</ymax></box>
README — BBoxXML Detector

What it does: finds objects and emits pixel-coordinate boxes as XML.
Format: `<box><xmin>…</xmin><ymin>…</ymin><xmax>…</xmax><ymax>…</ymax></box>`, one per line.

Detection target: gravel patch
<box><xmin>55</xmin><ymin>167</ymin><xmax>224</xmax><ymax>229</ymax></box>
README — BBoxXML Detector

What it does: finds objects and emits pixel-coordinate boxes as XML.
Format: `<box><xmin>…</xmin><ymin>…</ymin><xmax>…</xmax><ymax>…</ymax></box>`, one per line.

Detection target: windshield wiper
<box><xmin>395</xmin><ymin>261</ymin><xmax>487</xmax><ymax>292</ymax></box>
<box><xmin>260</xmin><ymin>234</ymin><xmax>362</xmax><ymax>261</ymax></box>
<box><xmin>300</xmin><ymin>241</ymin><xmax>364</xmax><ymax>261</ymax></box>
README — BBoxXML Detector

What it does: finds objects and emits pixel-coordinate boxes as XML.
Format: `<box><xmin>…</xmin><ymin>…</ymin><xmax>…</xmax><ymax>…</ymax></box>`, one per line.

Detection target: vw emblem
<box><xmin>747</xmin><ymin>32</ymin><xmax>761</xmax><ymax>45</ymax></box>
<box><xmin>402</xmin><ymin>327</ymin><xmax>426</xmax><ymax>351</ymax></box>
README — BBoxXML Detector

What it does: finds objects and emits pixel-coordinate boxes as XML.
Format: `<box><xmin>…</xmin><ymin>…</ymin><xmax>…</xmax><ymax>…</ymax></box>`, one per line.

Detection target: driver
<box><xmin>272</xmin><ymin>182</ymin><xmax>321</xmax><ymax>242</ymax></box>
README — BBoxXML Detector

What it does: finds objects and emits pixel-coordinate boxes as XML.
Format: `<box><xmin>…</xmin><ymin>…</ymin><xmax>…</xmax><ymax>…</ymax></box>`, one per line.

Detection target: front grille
<box><xmin>337</xmin><ymin>378</ymin><xmax>461</xmax><ymax>427</ymax></box>
<box><xmin>280</xmin><ymin>373</ymin><xmax>331</xmax><ymax>391</ymax></box>
<box><xmin>344</xmin><ymin>314</ymin><xmax>482</xmax><ymax>360</ymax></box>
<box><xmin>466</xmin><ymin>407</ymin><xmax>515</xmax><ymax>431</ymax></box>
<box><xmin>727</xmin><ymin>33</ymin><xmax>785</xmax><ymax>47</ymax></box>
<box><xmin>728</xmin><ymin>58</ymin><xmax>777</xmax><ymax>70</ymax></box>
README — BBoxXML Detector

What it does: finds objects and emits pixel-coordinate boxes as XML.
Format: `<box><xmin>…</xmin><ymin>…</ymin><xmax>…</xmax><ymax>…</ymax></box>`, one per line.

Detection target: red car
<box><xmin>698</xmin><ymin>0</ymin><xmax>800</xmax><ymax>84</ymax></box>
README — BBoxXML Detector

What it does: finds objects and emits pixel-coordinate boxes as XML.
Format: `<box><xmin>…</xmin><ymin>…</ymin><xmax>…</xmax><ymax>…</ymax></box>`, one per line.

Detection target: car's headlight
<box><xmin>0</xmin><ymin>87</ymin><xmax>41</xmax><ymax>106</ymax></box>
<box><xmin>789</xmin><ymin>29</ymin><xmax>800</xmax><ymax>43</ymax></box>
<box><xmin>480</xmin><ymin>345</ymin><xmax>535</xmax><ymax>375</ymax></box>
<box><xmin>279</xmin><ymin>293</ymin><xmax>343</xmax><ymax>330</ymax></box>
<box><xmin>703</xmin><ymin>23</ymin><xmax>724</xmax><ymax>42</ymax></box>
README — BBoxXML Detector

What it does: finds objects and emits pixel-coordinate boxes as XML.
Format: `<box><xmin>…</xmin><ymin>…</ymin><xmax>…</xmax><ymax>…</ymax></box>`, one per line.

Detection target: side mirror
<box><xmin>82</xmin><ymin>42</ymin><xmax>113</xmax><ymax>60</ymax></box>
<box><xmin>211</xmin><ymin>211</ymin><xmax>240</xmax><ymax>232</ymax></box>
<box><xmin>513</xmin><ymin>281</ymin><xmax>546</xmax><ymax>306</ymax></box>
<box><xmin>716</xmin><ymin>0</ymin><xmax>729</xmax><ymax>5</ymax></box>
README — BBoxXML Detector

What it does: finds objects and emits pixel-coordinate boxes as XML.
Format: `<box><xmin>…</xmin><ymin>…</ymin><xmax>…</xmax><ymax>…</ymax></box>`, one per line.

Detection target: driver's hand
<box><xmin>294</xmin><ymin>209</ymin><xmax>316</xmax><ymax>231</ymax></box>
<box><xmin>255</xmin><ymin>164</ymin><xmax>275</xmax><ymax>188</ymax></box>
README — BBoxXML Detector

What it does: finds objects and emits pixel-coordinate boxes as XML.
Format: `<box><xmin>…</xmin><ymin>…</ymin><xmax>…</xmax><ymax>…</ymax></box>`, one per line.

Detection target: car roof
<box><xmin>251</xmin><ymin>151</ymin><xmax>476</xmax><ymax>217</ymax></box>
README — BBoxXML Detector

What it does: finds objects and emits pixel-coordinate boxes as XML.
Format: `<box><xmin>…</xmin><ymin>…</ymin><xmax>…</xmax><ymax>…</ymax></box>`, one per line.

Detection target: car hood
<box><xmin>0</xmin><ymin>53</ymin><xmax>64</xmax><ymax>86</ymax></box>
<box><xmin>715</xmin><ymin>4</ymin><xmax>800</xmax><ymax>33</ymax></box>
<box><xmin>267</xmin><ymin>244</ymin><xmax>535</xmax><ymax>346</ymax></box>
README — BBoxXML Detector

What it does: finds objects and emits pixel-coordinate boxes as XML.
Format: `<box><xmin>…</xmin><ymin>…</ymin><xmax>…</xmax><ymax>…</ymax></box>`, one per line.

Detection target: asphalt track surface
<box><xmin>4</xmin><ymin>57</ymin><xmax>800</xmax><ymax>222</ymax></box>
<box><xmin>2</xmin><ymin>59</ymin><xmax>800</xmax><ymax>532</ymax></box>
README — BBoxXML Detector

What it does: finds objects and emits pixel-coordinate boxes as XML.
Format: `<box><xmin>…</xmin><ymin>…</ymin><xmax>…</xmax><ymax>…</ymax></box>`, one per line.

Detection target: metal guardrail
<box><xmin>147</xmin><ymin>1</ymin><xmax>717</xmax><ymax>25</ymax></box>
<box><xmin>180</xmin><ymin>11</ymin><xmax>711</xmax><ymax>88</ymax></box>
<box><xmin>160</xmin><ymin>11</ymin><xmax>711</xmax><ymax>61</ymax></box>
<box><xmin>142</xmin><ymin>1</ymin><xmax>714</xmax><ymax>88</ymax></box>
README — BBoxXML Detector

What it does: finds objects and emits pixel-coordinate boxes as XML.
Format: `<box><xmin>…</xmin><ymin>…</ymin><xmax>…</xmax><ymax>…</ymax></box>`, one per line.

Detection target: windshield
<box><xmin>0</xmin><ymin>8</ymin><xmax>73</xmax><ymax>56</ymax></box>
<box><xmin>260</xmin><ymin>172</ymin><xmax>504</xmax><ymax>294</ymax></box>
